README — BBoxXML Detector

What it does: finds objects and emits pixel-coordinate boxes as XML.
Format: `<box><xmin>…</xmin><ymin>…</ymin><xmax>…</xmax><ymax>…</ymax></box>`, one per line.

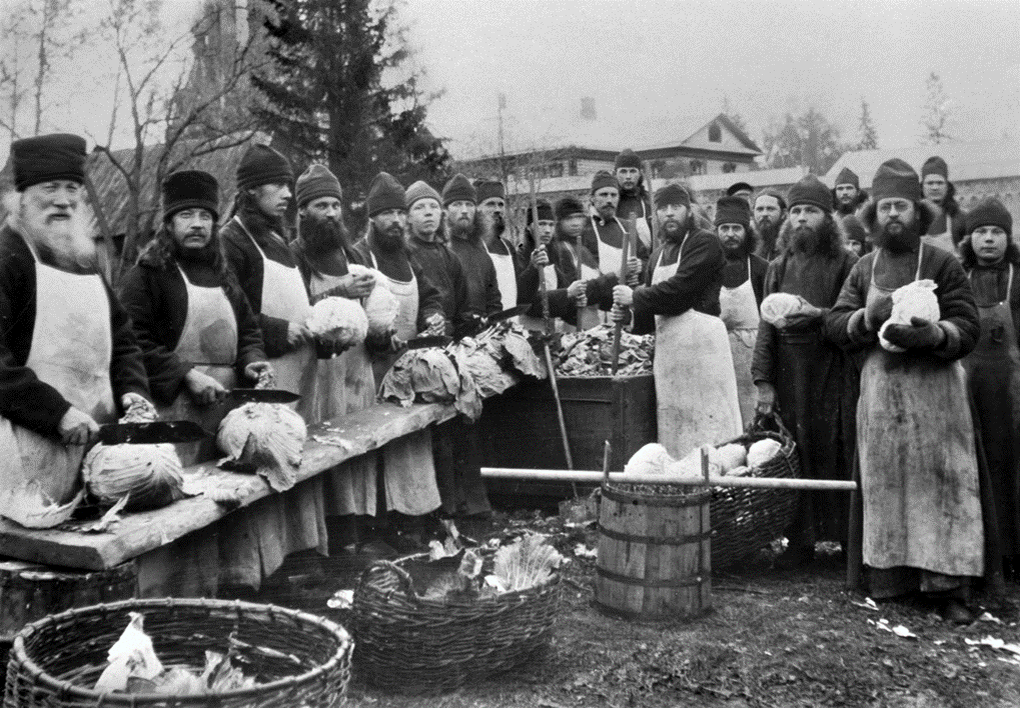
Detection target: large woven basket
<box><xmin>351</xmin><ymin>554</ymin><xmax>560</xmax><ymax>694</ymax></box>
<box><xmin>4</xmin><ymin>598</ymin><xmax>353</xmax><ymax>708</ymax></box>
<box><xmin>710</xmin><ymin>412</ymin><xmax>800</xmax><ymax>570</ymax></box>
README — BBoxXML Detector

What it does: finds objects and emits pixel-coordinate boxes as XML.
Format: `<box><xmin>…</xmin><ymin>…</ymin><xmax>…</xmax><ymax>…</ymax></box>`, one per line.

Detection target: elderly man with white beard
<box><xmin>0</xmin><ymin>133</ymin><xmax>153</xmax><ymax>514</ymax></box>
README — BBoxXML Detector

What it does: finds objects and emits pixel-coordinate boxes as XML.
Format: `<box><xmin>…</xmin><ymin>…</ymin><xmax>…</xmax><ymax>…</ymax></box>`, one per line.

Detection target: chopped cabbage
<box><xmin>217</xmin><ymin>403</ymin><xmax>307</xmax><ymax>491</ymax></box>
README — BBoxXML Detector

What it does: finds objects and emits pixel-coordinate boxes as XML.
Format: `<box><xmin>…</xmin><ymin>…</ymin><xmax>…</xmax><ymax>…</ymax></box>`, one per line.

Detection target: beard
<box><xmin>478</xmin><ymin>212</ymin><xmax>505</xmax><ymax>241</ymax></box>
<box><xmin>13</xmin><ymin>195</ymin><xmax>97</xmax><ymax>271</ymax></box>
<box><xmin>791</xmin><ymin>225</ymin><xmax>820</xmax><ymax>254</ymax></box>
<box><xmin>836</xmin><ymin>200</ymin><xmax>856</xmax><ymax>216</ymax></box>
<box><xmin>873</xmin><ymin>216</ymin><xmax>921</xmax><ymax>253</ymax></box>
<box><xmin>300</xmin><ymin>215</ymin><xmax>348</xmax><ymax>255</ymax></box>
<box><xmin>755</xmin><ymin>217</ymin><xmax>781</xmax><ymax>250</ymax></box>
<box><xmin>659</xmin><ymin>217</ymin><xmax>686</xmax><ymax>242</ymax></box>
<box><xmin>373</xmin><ymin>222</ymin><xmax>407</xmax><ymax>252</ymax></box>
<box><xmin>449</xmin><ymin>215</ymin><xmax>477</xmax><ymax>242</ymax></box>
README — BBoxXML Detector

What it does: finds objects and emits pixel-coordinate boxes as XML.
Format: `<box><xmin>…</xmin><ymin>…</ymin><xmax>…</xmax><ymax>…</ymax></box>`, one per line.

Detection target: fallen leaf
<box><xmin>978</xmin><ymin>612</ymin><xmax>1003</xmax><ymax>625</ymax></box>
<box><xmin>573</xmin><ymin>543</ymin><xmax>597</xmax><ymax>558</ymax></box>
<box><xmin>852</xmin><ymin>597</ymin><xmax>880</xmax><ymax>611</ymax></box>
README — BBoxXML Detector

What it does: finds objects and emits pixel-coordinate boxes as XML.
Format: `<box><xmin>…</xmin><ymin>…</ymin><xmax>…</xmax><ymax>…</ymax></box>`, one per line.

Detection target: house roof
<box><xmin>824</xmin><ymin>141</ymin><xmax>1020</xmax><ymax>188</ymax></box>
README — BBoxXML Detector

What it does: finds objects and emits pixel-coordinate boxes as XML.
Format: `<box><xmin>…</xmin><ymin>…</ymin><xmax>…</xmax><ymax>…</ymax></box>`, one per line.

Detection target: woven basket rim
<box><xmin>9</xmin><ymin>597</ymin><xmax>353</xmax><ymax>703</ymax></box>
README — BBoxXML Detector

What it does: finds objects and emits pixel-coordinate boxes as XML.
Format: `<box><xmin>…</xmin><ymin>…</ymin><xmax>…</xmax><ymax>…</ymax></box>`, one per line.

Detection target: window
<box><xmin>549</xmin><ymin>162</ymin><xmax>564</xmax><ymax>178</ymax></box>
<box><xmin>568</xmin><ymin>158</ymin><xmax>578</xmax><ymax>176</ymax></box>
<box><xmin>708</xmin><ymin>123</ymin><xmax>722</xmax><ymax>143</ymax></box>
<box><xmin>689</xmin><ymin>159</ymin><xmax>704</xmax><ymax>175</ymax></box>
<box><xmin>722</xmin><ymin>162</ymin><xmax>737</xmax><ymax>173</ymax></box>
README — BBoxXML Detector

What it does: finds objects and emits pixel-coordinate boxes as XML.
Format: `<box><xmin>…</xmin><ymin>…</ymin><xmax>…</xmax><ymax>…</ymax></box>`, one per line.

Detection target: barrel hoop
<box><xmin>595</xmin><ymin>565</ymin><xmax>707</xmax><ymax>588</ymax></box>
<box><xmin>597</xmin><ymin>524</ymin><xmax>711</xmax><ymax>546</ymax></box>
<box><xmin>601</xmin><ymin>486</ymin><xmax>711</xmax><ymax>507</ymax></box>
<box><xmin>593</xmin><ymin>599</ymin><xmax>712</xmax><ymax>622</ymax></box>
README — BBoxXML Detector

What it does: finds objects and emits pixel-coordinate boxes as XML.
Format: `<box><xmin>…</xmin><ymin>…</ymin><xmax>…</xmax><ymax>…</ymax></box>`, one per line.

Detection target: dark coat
<box><xmin>0</xmin><ymin>226</ymin><xmax>149</xmax><ymax>435</ymax></box>
<box><xmin>449</xmin><ymin>235</ymin><xmax>503</xmax><ymax>318</ymax></box>
<box><xmin>406</xmin><ymin>234</ymin><xmax>475</xmax><ymax>338</ymax></box>
<box><xmin>349</xmin><ymin>238</ymin><xmax>445</xmax><ymax>333</ymax></box>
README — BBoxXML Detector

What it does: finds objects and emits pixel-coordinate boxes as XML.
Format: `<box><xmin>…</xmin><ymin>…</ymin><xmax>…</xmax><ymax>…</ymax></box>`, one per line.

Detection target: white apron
<box><xmin>217</xmin><ymin>218</ymin><xmax>325</xmax><ymax>590</ymax></box>
<box><xmin>309</xmin><ymin>267</ymin><xmax>378</xmax><ymax>516</ymax></box>
<box><xmin>922</xmin><ymin>213</ymin><xmax>957</xmax><ymax>254</ymax></box>
<box><xmin>488</xmin><ymin>245</ymin><xmax>517</xmax><ymax>312</ymax></box>
<box><xmin>0</xmin><ymin>243</ymin><xmax>116</xmax><ymax>506</ymax></box>
<box><xmin>369</xmin><ymin>251</ymin><xmax>442</xmax><ymax>517</ymax></box>
<box><xmin>520</xmin><ymin>264</ymin><xmax>559</xmax><ymax>332</ymax></box>
<box><xmin>719</xmin><ymin>258</ymin><xmax>761</xmax><ymax>430</ymax></box>
<box><xmin>651</xmin><ymin>248</ymin><xmax>741</xmax><ymax>459</ymax></box>
<box><xmin>592</xmin><ymin>215</ymin><xmax>626</xmax><ymax>277</ymax></box>
<box><xmin>157</xmin><ymin>265</ymin><xmax>239</xmax><ymax>466</ymax></box>
<box><xmin>633</xmin><ymin>199</ymin><xmax>652</xmax><ymax>250</ymax></box>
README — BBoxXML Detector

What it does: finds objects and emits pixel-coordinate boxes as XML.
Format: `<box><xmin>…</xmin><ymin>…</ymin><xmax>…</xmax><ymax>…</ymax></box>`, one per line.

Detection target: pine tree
<box><xmin>857</xmin><ymin>97</ymin><xmax>878</xmax><ymax>150</ymax></box>
<box><xmin>921</xmin><ymin>72</ymin><xmax>952</xmax><ymax>145</ymax></box>
<box><xmin>252</xmin><ymin>0</ymin><xmax>450</xmax><ymax>209</ymax></box>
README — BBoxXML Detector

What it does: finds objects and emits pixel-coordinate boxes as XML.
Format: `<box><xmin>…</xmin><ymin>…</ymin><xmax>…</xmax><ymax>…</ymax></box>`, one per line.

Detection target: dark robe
<box><xmin>407</xmin><ymin>234</ymin><xmax>475</xmax><ymax>338</ymax></box>
<box><xmin>350</xmin><ymin>238</ymin><xmax>445</xmax><ymax>333</ymax></box>
<box><xmin>449</xmin><ymin>234</ymin><xmax>502</xmax><ymax>318</ymax></box>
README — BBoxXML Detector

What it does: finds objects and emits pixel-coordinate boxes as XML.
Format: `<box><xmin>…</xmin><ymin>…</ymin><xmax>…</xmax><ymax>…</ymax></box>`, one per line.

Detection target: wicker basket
<box><xmin>710</xmin><ymin>412</ymin><xmax>800</xmax><ymax>570</ymax></box>
<box><xmin>3</xmin><ymin>598</ymin><xmax>353</xmax><ymax>708</ymax></box>
<box><xmin>351</xmin><ymin>554</ymin><xmax>560</xmax><ymax>694</ymax></box>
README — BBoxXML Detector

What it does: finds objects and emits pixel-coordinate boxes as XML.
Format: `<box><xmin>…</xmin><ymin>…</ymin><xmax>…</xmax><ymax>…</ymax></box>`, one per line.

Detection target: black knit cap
<box><xmin>921</xmin><ymin>156</ymin><xmax>949</xmax><ymax>180</ymax></box>
<box><xmin>296</xmin><ymin>163</ymin><xmax>342</xmax><ymax>207</ymax></box>
<box><xmin>872</xmin><ymin>158</ymin><xmax>923</xmax><ymax>203</ymax></box>
<box><xmin>366</xmin><ymin>172</ymin><xmax>406</xmax><ymax>216</ymax></box>
<box><xmin>236</xmin><ymin>143</ymin><xmax>293</xmax><ymax>191</ymax></box>
<box><xmin>726</xmin><ymin>181</ymin><xmax>753</xmax><ymax>197</ymax></box>
<box><xmin>555</xmin><ymin>195</ymin><xmax>586</xmax><ymax>221</ymax></box>
<box><xmin>788</xmin><ymin>174</ymin><xmax>833</xmax><ymax>212</ymax></box>
<box><xmin>614</xmin><ymin>148</ymin><xmax>642</xmax><ymax>169</ymax></box>
<box><xmin>526</xmin><ymin>199</ymin><xmax>554</xmax><ymax>225</ymax></box>
<box><xmin>163</xmin><ymin>170</ymin><xmax>219</xmax><ymax>221</ymax></box>
<box><xmin>966</xmin><ymin>197</ymin><xmax>1012</xmax><ymax>235</ymax></box>
<box><xmin>474</xmin><ymin>179</ymin><xmax>505</xmax><ymax>203</ymax></box>
<box><xmin>442</xmin><ymin>173</ymin><xmax>476</xmax><ymax>206</ymax></box>
<box><xmin>12</xmin><ymin>133</ymin><xmax>87</xmax><ymax>190</ymax></box>
<box><xmin>834</xmin><ymin>167</ymin><xmax>859</xmax><ymax>189</ymax></box>
<box><xmin>654</xmin><ymin>183</ymin><xmax>691</xmax><ymax>208</ymax></box>
<box><xmin>591</xmin><ymin>170</ymin><xmax>619</xmax><ymax>193</ymax></box>
<box><xmin>714</xmin><ymin>196</ymin><xmax>751</xmax><ymax>230</ymax></box>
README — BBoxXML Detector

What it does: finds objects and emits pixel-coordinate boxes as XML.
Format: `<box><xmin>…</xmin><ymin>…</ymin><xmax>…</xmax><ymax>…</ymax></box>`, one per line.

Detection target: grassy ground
<box><xmin>257</xmin><ymin>510</ymin><xmax>1020</xmax><ymax>708</ymax></box>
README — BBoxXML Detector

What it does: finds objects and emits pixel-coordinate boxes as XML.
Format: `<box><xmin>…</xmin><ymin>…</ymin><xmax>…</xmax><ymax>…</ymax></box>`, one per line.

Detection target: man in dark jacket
<box><xmin>921</xmin><ymin>155</ymin><xmax>967</xmax><ymax>251</ymax></box>
<box><xmin>443</xmin><ymin>174</ymin><xmax>502</xmax><ymax>319</ymax></box>
<box><xmin>516</xmin><ymin>198</ymin><xmax>588</xmax><ymax>330</ymax></box>
<box><xmin>119</xmin><ymin>170</ymin><xmax>270</xmax><ymax>464</ymax></box>
<box><xmin>615</xmin><ymin>148</ymin><xmax>653</xmax><ymax>251</ymax></box>
<box><xmin>751</xmin><ymin>174</ymin><xmax>859</xmax><ymax>569</ymax></box>
<box><xmin>0</xmin><ymin>133</ymin><xmax>152</xmax><ymax>511</ymax></box>
<box><xmin>833</xmin><ymin>167</ymin><xmax>870</xmax><ymax>255</ymax></box>
<box><xmin>582</xmin><ymin>170</ymin><xmax>647</xmax><ymax>279</ymax></box>
<box><xmin>752</xmin><ymin>188</ymin><xmax>788</xmax><ymax>261</ymax></box>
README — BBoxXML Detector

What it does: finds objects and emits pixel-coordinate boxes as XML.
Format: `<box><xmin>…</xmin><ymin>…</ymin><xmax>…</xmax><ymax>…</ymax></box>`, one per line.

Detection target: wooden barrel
<box><xmin>0</xmin><ymin>559</ymin><xmax>138</xmax><ymax>644</ymax></box>
<box><xmin>595</xmin><ymin>483</ymin><xmax>711</xmax><ymax>621</ymax></box>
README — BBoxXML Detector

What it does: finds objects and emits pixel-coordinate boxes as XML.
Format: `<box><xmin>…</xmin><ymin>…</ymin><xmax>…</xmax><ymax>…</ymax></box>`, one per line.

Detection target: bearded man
<box><xmin>833</xmin><ymin>167</ymin><xmax>869</xmax><ymax>256</ymax></box>
<box><xmin>612</xmin><ymin>183</ymin><xmax>740</xmax><ymax>458</ymax></box>
<box><xmin>615</xmin><ymin>148</ymin><xmax>653</xmax><ymax>251</ymax></box>
<box><xmin>827</xmin><ymin>159</ymin><xmax>996</xmax><ymax>622</ymax></box>
<box><xmin>443</xmin><ymin>173</ymin><xmax>502</xmax><ymax>319</ymax></box>
<box><xmin>715</xmin><ymin>196</ymin><xmax>768</xmax><ymax>428</ymax></box>
<box><xmin>752</xmin><ymin>189</ymin><xmax>787</xmax><ymax>261</ymax></box>
<box><xmin>920</xmin><ymin>156</ymin><xmax>967</xmax><ymax>252</ymax></box>
<box><xmin>516</xmin><ymin>199</ymin><xmax>588</xmax><ymax>331</ymax></box>
<box><xmin>119</xmin><ymin>170</ymin><xmax>270</xmax><ymax>465</ymax></box>
<box><xmin>582</xmin><ymin>170</ymin><xmax>646</xmax><ymax>280</ymax></box>
<box><xmin>751</xmin><ymin>174</ymin><xmax>858</xmax><ymax>569</ymax></box>
<box><xmin>0</xmin><ymin>133</ymin><xmax>152</xmax><ymax>515</ymax></box>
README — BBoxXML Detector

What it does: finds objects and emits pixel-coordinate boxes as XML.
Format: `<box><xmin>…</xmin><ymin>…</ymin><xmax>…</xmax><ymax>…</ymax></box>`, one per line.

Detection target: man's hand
<box><xmin>120</xmin><ymin>393</ymin><xmax>155</xmax><ymax>421</ymax></box>
<box><xmin>613</xmin><ymin>284</ymin><xmax>634</xmax><ymax>308</ymax></box>
<box><xmin>610</xmin><ymin>303</ymin><xmax>629</xmax><ymax>323</ymax></box>
<box><xmin>184</xmin><ymin>368</ymin><xmax>227</xmax><ymax>406</ymax></box>
<box><xmin>58</xmin><ymin>406</ymin><xmax>99</xmax><ymax>445</ymax></box>
<box><xmin>424</xmin><ymin>312</ymin><xmax>446</xmax><ymax>336</ymax></box>
<box><xmin>530</xmin><ymin>245</ymin><xmax>549</xmax><ymax>269</ymax></box>
<box><xmin>626</xmin><ymin>256</ymin><xmax>641</xmax><ymax>286</ymax></box>
<box><xmin>287</xmin><ymin>321</ymin><xmax>314</xmax><ymax>348</ymax></box>
<box><xmin>865</xmin><ymin>296</ymin><xmax>893</xmax><ymax>332</ymax></box>
<box><xmin>346</xmin><ymin>272</ymin><xmax>376</xmax><ymax>299</ymax></box>
<box><xmin>780</xmin><ymin>306</ymin><xmax>825</xmax><ymax>331</ymax></box>
<box><xmin>755</xmin><ymin>382</ymin><xmax>777</xmax><ymax>415</ymax></box>
<box><xmin>244</xmin><ymin>361</ymin><xmax>273</xmax><ymax>383</ymax></box>
<box><xmin>567</xmin><ymin>280</ymin><xmax>587</xmax><ymax>307</ymax></box>
<box><xmin>882</xmin><ymin>317</ymin><xmax>945</xmax><ymax>350</ymax></box>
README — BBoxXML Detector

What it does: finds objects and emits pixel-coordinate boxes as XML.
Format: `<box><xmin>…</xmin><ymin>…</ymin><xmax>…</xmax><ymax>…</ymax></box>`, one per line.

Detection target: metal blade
<box><xmin>228</xmin><ymin>389</ymin><xmax>302</xmax><ymax>404</ymax></box>
<box><xmin>488</xmin><ymin>304</ymin><xmax>531</xmax><ymax>323</ymax></box>
<box><xmin>405</xmin><ymin>335</ymin><xmax>452</xmax><ymax>350</ymax></box>
<box><xmin>97</xmin><ymin>421</ymin><xmax>209</xmax><ymax>445</ymax></box>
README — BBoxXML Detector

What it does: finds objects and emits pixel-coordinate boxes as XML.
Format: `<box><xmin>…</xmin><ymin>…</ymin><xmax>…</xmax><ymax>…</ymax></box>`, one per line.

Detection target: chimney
<box><xmin>580</xmin><ymin>97</ymin><xmax>596</xmax><ymax>122</ymax></box>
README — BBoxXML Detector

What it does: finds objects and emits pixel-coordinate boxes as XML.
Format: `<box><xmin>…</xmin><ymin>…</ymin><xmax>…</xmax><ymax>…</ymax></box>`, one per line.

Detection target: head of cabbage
<box><xmin>83</xmin><ymin>443</ymin><xmax>186</xmax><ymax>511</ymax></box>
<box><xmin>879</xmin><ymin>279</ymin><xmax>940</xmax><ymax>353</ymax></box>
<box><xmin>347</xmin><ymin>264</ymin><xmax>399</xmax><ymax>336</ymax></box>
<box><xmin>217</xmin><ymin>403</ymin><xmax>307</xmax><ymax>492</ymax></box>
<box><xmin>306</xmin><ymin>297</ymin><xmax>368</xmax><ymax>349</ymax></box>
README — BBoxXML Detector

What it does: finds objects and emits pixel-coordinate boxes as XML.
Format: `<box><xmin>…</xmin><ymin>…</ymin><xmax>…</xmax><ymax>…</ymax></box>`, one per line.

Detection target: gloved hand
<box><xmin>865</xmin><ymin>296</ymin><xmax>893</xmax><ymax>332</ymax></box>
<box><xmin>881</xmin><ymin>317</ymin><xmax>945</xmax><ymax>350</ymax></box>
<box><xmin>779</xmin><ymin>306</ymin><xmax>825</xmax><ymax>331</ymax></box>
<box><xmin>754</xmin><ymin>382</ymin><xmax>777</xmax><ymax>415</ymax></box>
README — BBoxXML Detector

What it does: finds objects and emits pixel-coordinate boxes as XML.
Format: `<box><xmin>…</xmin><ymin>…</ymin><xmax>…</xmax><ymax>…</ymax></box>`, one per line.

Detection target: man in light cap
<box><xmin>752</xmin><ymin>188</ymin><xmax>787</xmax><ymax>261</ymax></box>
<box><xmin>614</xmin><ymin>148</ymin><xmax>653</xmax><ymax>251</ymax></box>
<box><xmin>582</xmin><ymin>170</ymin><xmax>646</xmax><ymax>283</ymax></box>
<box><xmin>920</xmin><ymin>155</ymin><xmax>967</xmax><ymax>252</ymax></box>
<box><xmin>612</xmin><ymin>182</ymin><xmax>740</xmax><ymax>458</ymax></box>
<box><xmin>443</xmin><ymin>173</ymin><xmax>502</xmax><ymax>319</ymax></box>
<box><xmin>828</xmin><ymin>158</ymin><xmax>994</xmax><ymax>622</ymax></box>
<box><xmin>0</xmin><ymin>133</ymin><xmax>153</xmax><ymax>516</ymax></box>
<box><xmin>715</xmin><ymin>195</ymin><xmax>768</xmax><ymax>428</ymax></box>
<box><xmin>752</xmin><ymin>173</ymin><xmax>859</xmax><ymax>569</ymax></box>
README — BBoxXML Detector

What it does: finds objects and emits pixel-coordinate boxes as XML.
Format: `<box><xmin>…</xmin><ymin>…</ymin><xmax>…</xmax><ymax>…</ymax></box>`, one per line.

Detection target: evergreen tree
<box><xmin>857</xmin><ymin>97</ymin><xmax>878</xmax><ymax>150</ymax></box>
<box><xmin>921</xmin><ymin>71</ymin><xmax>953</xmax><ymax>145</ymax></box>
<box><xmin>762</xmin><ymin>108</ymin><xmax>845</xmax><ymax>174</ymax></box>
<box><xmin>252</xmin><ymin>0</ymin><xmax>450</xmax><ymax>211</ymax></box>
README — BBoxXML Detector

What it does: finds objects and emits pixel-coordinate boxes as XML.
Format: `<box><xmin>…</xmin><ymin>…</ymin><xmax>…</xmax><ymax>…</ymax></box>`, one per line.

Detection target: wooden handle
<box><xmin>481</xmin><ymin>467</ymin><xmax>858</xmax><ymax>491</ymax></box>
<box><xmin>611</xmin><ymin>216</ymin><xmax>636</xmax><ymax>375</ymax></box>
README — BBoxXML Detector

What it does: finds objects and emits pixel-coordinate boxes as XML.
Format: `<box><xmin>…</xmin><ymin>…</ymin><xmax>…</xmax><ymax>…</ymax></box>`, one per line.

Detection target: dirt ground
<box><xmin>258</xmin><ymin>509</ymin><xmax>1020</xmax><ymax>708</ymax></box>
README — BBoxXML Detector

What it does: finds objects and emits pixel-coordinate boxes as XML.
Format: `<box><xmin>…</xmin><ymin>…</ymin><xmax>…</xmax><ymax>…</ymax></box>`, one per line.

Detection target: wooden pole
<box><xmin>610</xmin><ymin>216</ymin><xmax>635</xmax><ymax>375</ymax></box>
<box><xmin>480</xmin><ymin>466</ymin><xmax>858</xmax><ymax>491</ymax></box>
<box><xmin>643</xmin><ymin>159</ymin><xmax>657</xmax><ymax>254</ymax></box>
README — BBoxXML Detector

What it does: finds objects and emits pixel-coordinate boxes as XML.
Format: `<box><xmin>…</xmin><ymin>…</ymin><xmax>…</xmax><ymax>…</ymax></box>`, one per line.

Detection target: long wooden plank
<box><xmin>0</xmin><ymin>400</ymin><xmax>461</xmax><ymax>571</ymax></box>
<box><xmin>481</xmin><ymin>467</ymin><xmax>858</xmax><ymax>491</ymax></box>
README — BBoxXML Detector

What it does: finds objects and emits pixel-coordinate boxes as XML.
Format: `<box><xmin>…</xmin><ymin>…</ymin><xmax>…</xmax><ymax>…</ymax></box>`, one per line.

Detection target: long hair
<box><xmin>231</xmin><ymin>188</ymin><xmax>287</xmax><ymax>238</ymax></box>
<box><xmin>959</xmin><ymin>231</ymin><xmax>1020</xmax><ymax>269</ymax></box>
<box><xmin>831</xmin><ymin>187</ymin><xmax>869</xmax><ymax>214</ymax></box>
<box><xmin>860</xmin><ymin>199</ymin><xmax>936</xmax><ymax>239</ymax></box>
<box><xmin>943</xmin><ymin>182</ymin><xmax>961</xmax><ymax>217</ymax></box>
<box><xmin>780</xmin><ymin>212</ymin><xmax>845</xmax><ymax>257</ymax></box>
<box><xmin>138</xmin><ymin>218</ymin><xmax>227</xmax><ymax>277</ymax></box>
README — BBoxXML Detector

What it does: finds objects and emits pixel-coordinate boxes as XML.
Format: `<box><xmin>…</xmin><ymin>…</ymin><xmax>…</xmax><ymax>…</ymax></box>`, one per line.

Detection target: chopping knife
<box><xmin>487</xmin><ymin>304</ymin><xmax>531</xmax><ymax>324</ymax></box>
<box><xmin>404</xmin><ymin>335</ymin><xmax>452</xmax><ymax>350</ymax></box>
<box><xmin>97</xmin><ymin>420</ymin><xmax>209</xmax><ymax>445</ymax></box>
<box><xmin>226</xmin><ymin>389</ymin><xmax>302</xmax><ymax>404</ymax></box>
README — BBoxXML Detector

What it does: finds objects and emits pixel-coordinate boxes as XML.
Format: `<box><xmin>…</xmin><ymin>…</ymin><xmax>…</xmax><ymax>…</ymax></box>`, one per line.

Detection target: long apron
<box><xmin>963</xmin><ymin>264</ymin><xmax>1020</xmax><ymax>557</ymax></box>
<box><xmin>308</xmin><ymin>268</ymin><xmax>378</xmax><ymax>516</ymax></box>
<box><xmin>719</xmin><ymin>258</ymin><xmax>760</xmax><ymax>430</ymax></box>
<box><xmin>652</xmin><ymin>249</ymin><xmax>741</xmax><ymax>459</ymax></box>
<box><xmin>367</xmin><ymin>253</ymin><xmax>442</xmax><ymax>517</ymax></box>
<box><xmin>858</xmin><ymin>246</ymin><xmax>984</xmax><ymax>583</ymax></box>
<box><xmin>593</xmin><ymin>215</ymin><xmax>625</xmax><ymax>277</ymax></box>
<box><xmin>157</xmin><ymin>265</ymin><xmax>239</xmax><ymax>466</ymax></box>
<box><xmin>488</xmin><ymin>248</ymin><xmax>517</xmax><ymax>312</ymax></box>
<box><xmin>217</xmin><ymin>218</ymin><xmax>325</xmax><ymax>589</ymax></box>
<box><xmin>0</xmin><ymin>244</ymin><xmax>116</xmax><ymax>507</ymax></box>
<box><xmin>922</xmin><ymin>213</ymin><xmax>956</xmax><ymax>254</ymax></box>
<box><xmin>633</xmin><ymin>199</ymin><xmax>652</xmax><ymax>251</ymax></box>
<box><xmin>519</xmin><ymin>264</ymin><xmax>559</xmax><ymax>331</ymax></box>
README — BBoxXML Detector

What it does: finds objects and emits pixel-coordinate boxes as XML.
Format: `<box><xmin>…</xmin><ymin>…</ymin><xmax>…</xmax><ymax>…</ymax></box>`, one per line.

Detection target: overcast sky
<box><xmin>404</xmin><ymin>0</ymin><xmax>1020</xmax><ymax>158</ymax></box>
